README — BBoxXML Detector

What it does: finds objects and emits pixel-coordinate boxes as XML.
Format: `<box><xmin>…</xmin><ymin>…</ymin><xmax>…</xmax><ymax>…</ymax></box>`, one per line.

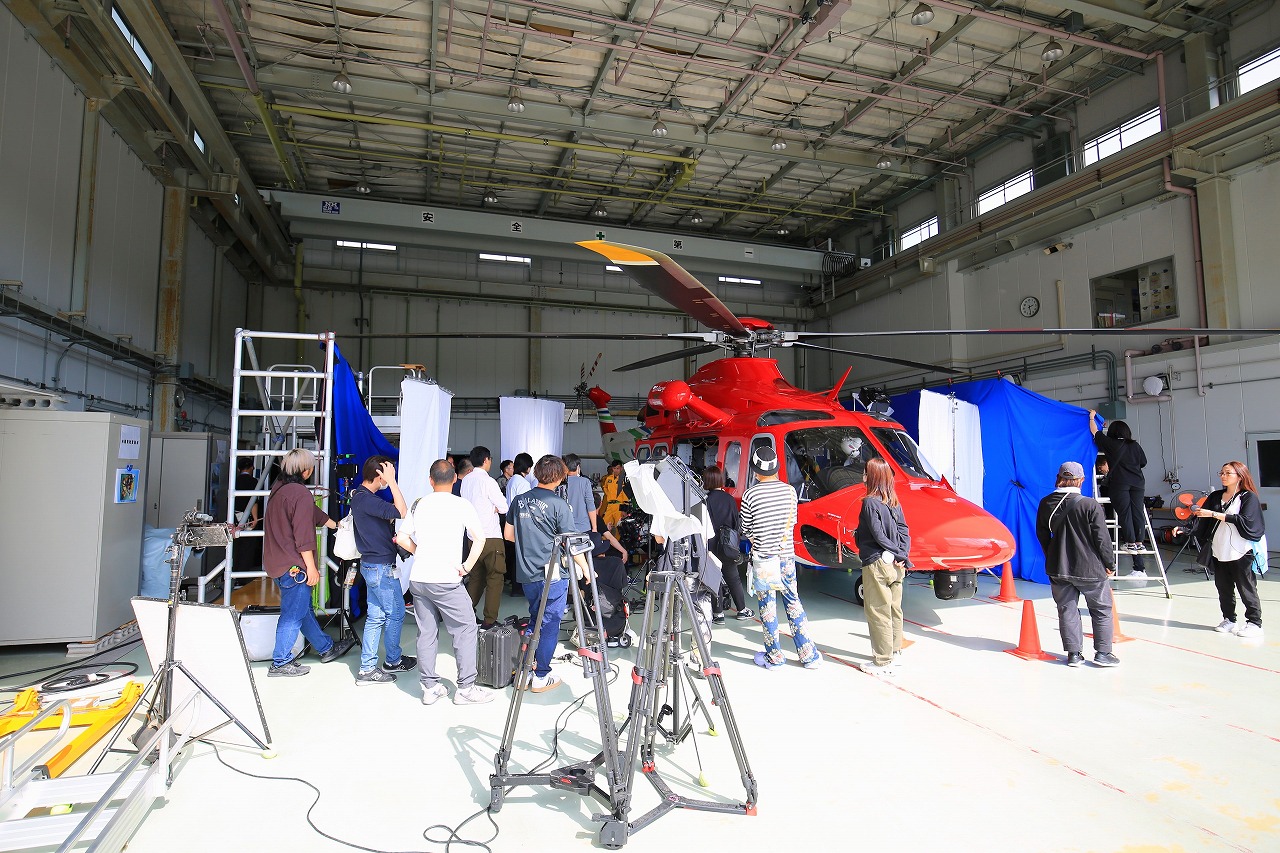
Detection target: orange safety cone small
<box><xmin>1089</xmin><ymin>585</ymin><xmax>1134</xmax><ymax>643</ymax></box>
<box><xmin>993</xmin><ymin>562</ymin><xmax>1021</xmax><ymax>603</ymax></box>
<box><xmin>1005</xmin><ymin>599</ymin><xmax>1056</xmax><ymax>661</ymax></box>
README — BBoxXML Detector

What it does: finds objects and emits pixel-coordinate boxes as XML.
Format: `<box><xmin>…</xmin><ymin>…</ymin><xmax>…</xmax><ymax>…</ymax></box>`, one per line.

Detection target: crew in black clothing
<box><xmin>1175</xmin><ymin>461</ymin><xmax>1266</xmax><ymax>639</ymax></box>
<box><xmin>702</xmin><ymin>466</ymin><xmax>753</xmax><ymax>623</ymax></box>
<box><xmin>232</xmin><ymin>457</ymin><xmax>262</xmax><ymax>580</ymax></box>
<box><xmin>1097</xmin><ymin>456</ymin><xmax>1150</xmax><ymax>579</ymax></box>
<box><xmin>1089</xmin><ymin>411</ymin><xmax>1148</xmax><ymax>552</ymax></box>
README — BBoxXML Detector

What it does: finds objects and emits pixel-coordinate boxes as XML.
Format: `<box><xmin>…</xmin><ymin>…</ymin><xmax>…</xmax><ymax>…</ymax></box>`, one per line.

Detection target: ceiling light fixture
<box><xmin>909</xmin><ymin>3</ymin><xmax>935</xmax><ymax>25</ymax></box>
<box><xmin>776</xmin><ymin>226</ymin><xmax>790</xmax><ymax>235</ymax></box>
<box><xmin>591</xmin><ymin>203</ymin><xmax>608</xmax><ymax>218</ymax></box>
<box><xmin>483</xmin><ymin>189</ymin><xmax>498</xmax><ymax>204</ymax></box>
<box><xmin>690</xmin><ymin>210</ymin><xmax>704</xmax><ymax>224</ymax></box>
<box><xmin>355</xmin><ymin>179</ymin><xmax>371</xmax><ymax>194</ymax></box>
<box><xmin>651</xmin><ymin>120</ymin><xmax>668</xmax><ymax>137</ymax></box>
<box><xmin>1041</xmin><ymin>39</ymin><xmax>1065</xmax><ymax>63</ymax></box>
<box><xmin>507</xmin><ymin>92</ymin><xmax>525</xmax><ymax>112</ymax></box>
<box><xmin>876</xmin><ymin>155</ymin><xmax>893</xmax><ymax>169</ymax></box>
<box><xmin>331</xmin><ymin>66</ymin><xmax>353</xmax><ymax>95</ymax></box>
<box><xmin>770</xmin><ymin>136</ymin><xmax>787</xmax><ymax>151</ymax></box>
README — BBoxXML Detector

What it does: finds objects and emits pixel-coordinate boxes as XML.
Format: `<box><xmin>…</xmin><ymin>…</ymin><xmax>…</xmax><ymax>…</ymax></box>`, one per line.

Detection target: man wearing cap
<box><xmin>1035</xmin><ymin>460</ymin><xmax>1120</xmax><ymax>667</ymax></box>
<box><xmin>740</xmin><ymin>445</ymin><xmax>821</xmax><ymax>670</ymax></box>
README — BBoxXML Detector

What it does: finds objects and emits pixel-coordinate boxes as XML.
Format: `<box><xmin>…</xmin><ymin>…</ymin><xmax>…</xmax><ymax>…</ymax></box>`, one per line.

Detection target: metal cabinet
<box><xmin>0</xmin><ymin>410</ymin><xmax>150</xmax><ymax>645</ymax></box>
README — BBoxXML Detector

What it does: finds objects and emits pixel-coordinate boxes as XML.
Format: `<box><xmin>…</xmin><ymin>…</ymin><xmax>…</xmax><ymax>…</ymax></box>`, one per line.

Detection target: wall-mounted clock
<box><xmin>1019</xmin><ymin>296</ymin><xmax>1041</xmax><ymax>318</ymax></box>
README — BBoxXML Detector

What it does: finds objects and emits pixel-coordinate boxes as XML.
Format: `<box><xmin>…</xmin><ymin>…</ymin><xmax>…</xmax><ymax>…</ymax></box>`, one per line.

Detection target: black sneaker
<box><xmin>383</xmin><ymin>656</ymin><xmax>417</xmax><ymax>673</ymax></box>
<box><xmin>1092</xmin><ymin>652</ymin><xmax>1120</xmax><ymax>667</ymax></box>
<box><xmin>1065</xmin><ymin>652</ymin><xmax>1085</xmax><ymax>667</ymax></box>
<box><xmin>606</xmin><ymin>637</ymin><xmax>622</xmax><ymax>649</ymax></box>
<box><xmin>317</xmin><ymin>644</ymin><xmax>343</xmax><ymax>664</ymax></box>
<box><xmin>268</xmin><ymin>662</ymin><xmax>310</xmax><ymax>677</ymax></box>
<box><xmin>734</xmin><ymin>608</ymin><xmax>755</xmax><ymax>621</ymax></box>
<box><xmin>712</xmin><ymin>613</ymin><xmax>726</xmax><ymax>625</ymax></box>
<box><xmin>355</xmin><ymin>669</ymin><xmax>396</xmax><ymax>686</ymax></box>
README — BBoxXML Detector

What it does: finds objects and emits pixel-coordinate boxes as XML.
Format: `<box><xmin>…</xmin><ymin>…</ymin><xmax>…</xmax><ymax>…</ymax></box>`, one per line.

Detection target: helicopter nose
<box><xmin>911</xmin><ymin>487</ymin><xmax>1016</xmax><ymax>569</ymax></box>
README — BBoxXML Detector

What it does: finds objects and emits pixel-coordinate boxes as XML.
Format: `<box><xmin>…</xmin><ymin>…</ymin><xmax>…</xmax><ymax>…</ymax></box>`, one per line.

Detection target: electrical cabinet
<box><xmin>145</xmin><ymin>432</ymin><xmax>229</xmax><ymax>528</ymax></box>
<box><xmin>0</xmin><ymin>410</ymin><xmax>150</xmax><ymax>645</ymax></box>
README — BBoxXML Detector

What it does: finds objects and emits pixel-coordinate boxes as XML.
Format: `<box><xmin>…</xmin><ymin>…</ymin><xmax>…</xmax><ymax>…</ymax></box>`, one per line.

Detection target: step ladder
<box><xmin>0</xmin><ymin>690</ymin><xmax>199</xmax><ymax>852</ymax></box>
<box><xmin>197</xmin><ymin>330</ymin><xmax>337</xmax><ymax>606</ymax></box>
<box><xmin>1095</xmin><ymin>471</ymin><xmax>1172</xmax><ymax>598</ymax></box>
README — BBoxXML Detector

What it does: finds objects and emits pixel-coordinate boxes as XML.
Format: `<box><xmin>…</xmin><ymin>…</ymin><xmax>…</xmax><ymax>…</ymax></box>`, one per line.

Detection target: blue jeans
<box><xmin>359</xmin><ymin>562</ymin><xmax>406</xmax><ymax>672</ymax></box>
<box><xmin>273</xmin><ymin>571</ymin><xmax>333</xmax><ymax>667</ymax></box>
<box><xmin>522</xmin><ymin>577</ymin><xmax>568</xmax><ymax>677</ymax></box>
<box><xmin>755</xmin><ymin>558</ymin><xmax>819</xmax><ymax>666</ymax></box>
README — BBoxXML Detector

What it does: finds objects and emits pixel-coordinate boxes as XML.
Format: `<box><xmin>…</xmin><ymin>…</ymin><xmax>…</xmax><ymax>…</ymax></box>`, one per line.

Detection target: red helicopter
<box><xmin>576</xmin><ymin>240</ymin><xmax>1016</xmax><ymax>604</ymax></box>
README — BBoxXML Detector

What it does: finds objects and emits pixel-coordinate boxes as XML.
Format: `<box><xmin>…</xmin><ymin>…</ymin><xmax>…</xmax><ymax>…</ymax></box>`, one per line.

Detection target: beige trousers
<box><xmin>862</xmin><ymin>554</ymin><xmax>904</xmax><ymax>665</ymax></box>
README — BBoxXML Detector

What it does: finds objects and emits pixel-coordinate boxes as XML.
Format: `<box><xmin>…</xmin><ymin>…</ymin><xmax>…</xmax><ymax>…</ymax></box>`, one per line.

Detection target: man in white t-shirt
<box><xmin>395</xmin><ymin>459</ymin><xmax>495</xmax><ymax>706</ymax></box>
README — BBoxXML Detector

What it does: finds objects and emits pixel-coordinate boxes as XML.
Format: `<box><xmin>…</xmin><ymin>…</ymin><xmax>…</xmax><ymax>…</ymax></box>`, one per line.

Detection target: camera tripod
<box><xmin>490</xmin><ymin>534</ymin><xmax>757</xmax><ymax>849</ymax></box>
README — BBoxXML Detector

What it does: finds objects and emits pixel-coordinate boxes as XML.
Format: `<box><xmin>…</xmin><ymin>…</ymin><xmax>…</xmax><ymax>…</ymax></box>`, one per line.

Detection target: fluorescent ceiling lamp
<box><xmin>605</xmin><ymin>265</ymin><xmax>623</xmax><ymax>273</ymax></box>
<box><xmin>337</xmin><ymin>241</ymin><xmax>397</xmax><ymax>251</ymax></box>
<box><xmin>718</xmin><ymin>275</ymin><xmax>762</xmax><ymax>285</ymax></box>
<box><xmin>479</xmin><ymin>253</ymin><xmax>531</xmax><ymax>264</ymax></box>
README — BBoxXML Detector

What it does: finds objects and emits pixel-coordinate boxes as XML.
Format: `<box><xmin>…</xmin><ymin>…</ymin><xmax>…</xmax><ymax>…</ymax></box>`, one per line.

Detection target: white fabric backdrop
<box><xmin>918</xmin><ymin>389</ymin><xmax>985</xmax><ymax>507</ymax></box>
<box><xmin>395</xmin><ymin>379</ymin><xmax>453</xmax><ymax>592</ymax></box>
<box><xmin>500</xmin><ymin>397</ymin><xmax>565</xmax><ymax>463</ymax></box>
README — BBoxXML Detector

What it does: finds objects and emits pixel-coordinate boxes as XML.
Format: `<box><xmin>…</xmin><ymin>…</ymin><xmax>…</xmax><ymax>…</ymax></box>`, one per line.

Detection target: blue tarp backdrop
<box><xmin>333</xmin><ymin>346</ymin><xmax>399</xmax><ymax>476</ymax></box>
<box><xmin>888</xmin><ymin>379</ymin><xmax>1097</xmax><ymax>584</ymax></box>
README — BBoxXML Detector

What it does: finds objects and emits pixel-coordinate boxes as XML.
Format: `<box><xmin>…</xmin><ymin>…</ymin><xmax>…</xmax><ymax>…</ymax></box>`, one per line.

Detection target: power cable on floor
<box><xmin>209</xmin><ymin>742</ymin><xmax>499</xmax><ymax>853</ymax></box>
<box><xmin>0</xmin><ymin>639</ymin><xmax>142</xmax><ymax>691</ymax></box>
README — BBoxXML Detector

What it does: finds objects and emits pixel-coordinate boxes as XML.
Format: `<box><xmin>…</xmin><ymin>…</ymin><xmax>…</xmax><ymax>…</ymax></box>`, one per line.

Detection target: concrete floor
<box><xmin>3</xmin><ymin>560</ymin><xmax>1277</xmax><ymax>853</ymax></box>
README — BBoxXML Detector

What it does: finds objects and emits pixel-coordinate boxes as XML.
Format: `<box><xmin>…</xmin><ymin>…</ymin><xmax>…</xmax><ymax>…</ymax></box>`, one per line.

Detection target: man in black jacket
<box><xmin>1035</xmin><ymin>461</ymin><xmax>1120</xmax><ymax>668</ymax></box>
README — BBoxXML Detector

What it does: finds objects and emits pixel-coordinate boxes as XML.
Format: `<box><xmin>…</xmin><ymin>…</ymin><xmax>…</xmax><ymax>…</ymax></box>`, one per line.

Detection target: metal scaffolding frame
<box><xmin>198</xmin><ymin>329</ymin><xmax>337</xmax><ymax>606</ymax></box>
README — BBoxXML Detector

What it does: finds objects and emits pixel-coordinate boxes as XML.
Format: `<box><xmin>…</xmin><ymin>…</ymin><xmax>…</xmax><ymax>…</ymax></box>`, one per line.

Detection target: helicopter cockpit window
<box><xmin>674</xmin><ymin>437</ymin><xmax>719</xmax><ymax>472</ymax></box>
<box><xmin>782</xmin><ymin>426</ymin><xmax>880</xmax><ymax>500</ymax></box>
<box><xmin>636</xmin><ymin>446</ymin><xmax>652</xmax><ymax>462</ymax></box>
<box><xmin>872</xmin><ymin>428</ymin><xmax>941</xmax><ymax>481</ymax></box>
<box><xmin>652</xmin><ymin>445</ymin><xmax>669</xmax><ymax>459</ymax></box>
<box><xmin>723</xmin><ymin>442</ymin><xmax>742</xmax><ymax>489</ymax></box>
<box><xmin>757</xmin><ymin>410</ymin><xmax>835</xmax><ymax>427</ymax></box>
<box><xmin>747</xmin><ymin>435</ymin><xmax>774</xmax><ymax>487</ymax></box>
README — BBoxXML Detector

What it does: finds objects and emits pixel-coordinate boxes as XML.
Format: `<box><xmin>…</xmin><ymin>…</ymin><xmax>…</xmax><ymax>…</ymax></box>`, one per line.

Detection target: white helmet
<box><xmin>840</xmin><ymin>435</ymin><xmax>863</xmax><ymax>457</ymax></box>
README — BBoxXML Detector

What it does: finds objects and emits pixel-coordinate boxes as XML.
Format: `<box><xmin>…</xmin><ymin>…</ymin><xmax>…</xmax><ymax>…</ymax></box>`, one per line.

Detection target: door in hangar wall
<box><xmin>1245</xmin><ymin>433</ymin><xmax>1280</xmax><ymax>545</ymax></box>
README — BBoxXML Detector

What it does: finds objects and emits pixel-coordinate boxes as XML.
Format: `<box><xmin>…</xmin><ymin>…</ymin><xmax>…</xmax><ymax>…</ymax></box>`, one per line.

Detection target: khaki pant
<box><xmin>466</xmin><ymin>538</ymin><xmax>508</xmax><ymax>624</ymax></box>
<box><xmin>862</xmin><ymin>554</ymin><xmax>904</xmax><ymax>665</ymax></box>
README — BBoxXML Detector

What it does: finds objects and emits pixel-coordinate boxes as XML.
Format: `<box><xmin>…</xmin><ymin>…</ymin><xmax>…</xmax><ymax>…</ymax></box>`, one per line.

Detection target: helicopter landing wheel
<box><xmin>853</xmin><ymin>575</ymin><xmax>865</xmax><ymax>607</ymax></box>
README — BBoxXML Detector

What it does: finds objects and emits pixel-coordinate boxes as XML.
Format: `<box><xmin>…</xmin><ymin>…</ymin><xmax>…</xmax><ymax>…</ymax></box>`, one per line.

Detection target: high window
<box><xmin>717</xmin><ymin>275</ymin><xmax>762</xmax><ymax>285</ymax></box>
<box><xmin>1080</xmin><ymin>107</ymin><xmax>1161</xmax><ymax>167</ymax></box>
<box><xmin>899</xmin><ymin>216</ymin><xmax>938</xmax><ymax>251</ymax></box>
<box><xmin>478</xmin><ymin>253</ymin><xmax>531</xmax><ymax>264</ymax></box>
<box><xmin>976</xmin><ymin>170</ymin><xmax>1034</xmax><ymax>216</ymax></box>
<box><xmin>336</xmin><ymin>241</ymin><xmax>397</xmax><ymax>252</ymax></box>
<box><xmin>1239</xmin><ymin>46</ymin><xmax>1280</xmax><ymax>95</ymax></box>
<box><xmin>111</xmin><ymin>7</ymin><xmax>153</xmax><ymax>75</ymax></box>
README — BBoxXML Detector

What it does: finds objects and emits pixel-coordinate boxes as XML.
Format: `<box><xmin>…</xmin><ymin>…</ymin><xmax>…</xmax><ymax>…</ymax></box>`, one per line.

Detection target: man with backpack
<box><xmin>1035</xmin><ymin>460</ymin><xmax>1120</xmax><ymax>668</ymax></box>
<box><xmin>349</xmin><ymin>456</ymin><xmax>415</xmax><ymax>685</ymax></box>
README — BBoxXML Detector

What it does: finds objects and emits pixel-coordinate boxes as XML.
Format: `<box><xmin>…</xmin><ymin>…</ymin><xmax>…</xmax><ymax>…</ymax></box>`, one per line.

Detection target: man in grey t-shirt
<box><xmin>562</xmin><ymin>453</ymin><xmax>598</xmax><ymax>534</ymax></box>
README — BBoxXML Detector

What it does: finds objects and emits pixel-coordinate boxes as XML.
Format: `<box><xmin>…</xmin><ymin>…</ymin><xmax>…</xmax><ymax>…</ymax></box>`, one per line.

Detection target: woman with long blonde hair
<box><xmin>853</xmin><ymin>457</ymin><xmax>912</xmax><ymax>675</ymax></box>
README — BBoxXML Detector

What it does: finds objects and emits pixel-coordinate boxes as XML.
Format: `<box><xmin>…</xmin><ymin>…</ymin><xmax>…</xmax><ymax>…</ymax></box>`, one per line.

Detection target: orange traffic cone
<box><xmin>993</xmin><ymin>562</ymin><xmax>1021</xmax><ymax>603</ymax></box>
<box><xmin>1005</xmin><ymin>600</ymin><xmax>1056</xmax><ymax>661</ymax></box>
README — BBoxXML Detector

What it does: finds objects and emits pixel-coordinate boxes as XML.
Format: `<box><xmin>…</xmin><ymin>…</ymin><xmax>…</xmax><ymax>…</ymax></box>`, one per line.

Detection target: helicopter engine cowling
<box><xmin>648</xmin><ymin>381</ymin><xmax>730</xmax><ymax>427</ymax></box>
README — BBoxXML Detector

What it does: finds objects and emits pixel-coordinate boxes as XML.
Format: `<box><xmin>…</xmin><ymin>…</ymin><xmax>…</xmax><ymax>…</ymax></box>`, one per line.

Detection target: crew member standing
<box><xmin>1036</xmin><ymin>461</ymin><xmax>1120</xmax><ymax>667</ymax></box>
<box><xmin>1089</xmin><ymin>411</ymin><xmax>1149</xmax><ymax>552</ymax></box>
<box><xmin>854</xmin><ymin>458</ymin><xmax>911</xmax><ymax>676</ymax></box>
<box><xmin>396</xmin><ymin>459</ymin><xmax>494</xmax><ymax>705</ymax></box>
<box><xmin>262</xmin><ymin>448</ymin><xmax>340</xmax><ymax>677</ymax></box>
<box><xmin>600</xmin><ymin>460</ymin><xmax>629</xmax><ymax>532</ymax></box>
<box><xmin>460</xmin><ymin>445</ymin><xmax>509</xmax><ymax>629</ymax></box>
<box><xmin>562</xmin><ymin>454</ymin><xmax>598</xmax><ymax>534</ymax></box>
<box><xmin>740</xmin><ymin>446</ymin><xmax>821</xmax><ymax>670</ymax></box>
<box><xmin>504</xmin><ymin>455</ymin><xmax>590</xmax><ymax>694</ymax></box>
<box><xmin>349</xmin><ymin>456</ymin><xmax>414</xmax><ymax>686</ymax></box>
<box><xmin>702</xmin><ymin>465</ymin><xmax>752</xmax><ymax>623</ymax></box>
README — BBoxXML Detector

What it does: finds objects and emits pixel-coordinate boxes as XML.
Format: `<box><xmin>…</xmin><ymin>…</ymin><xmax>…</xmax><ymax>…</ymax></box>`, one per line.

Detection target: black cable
<box><xmin>0</xmin><ymin>638</ymin><xmax>142</xmax><ymax>687</ymax></box>
<box><xmin>209</xmin><ymin>742</ymin><xmax>499</xmax><ymax>853</ymax></box>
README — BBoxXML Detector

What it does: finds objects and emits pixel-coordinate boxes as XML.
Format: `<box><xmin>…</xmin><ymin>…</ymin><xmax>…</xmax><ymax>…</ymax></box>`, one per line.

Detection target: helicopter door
<box><xmin>746</xmin><ymin>434</ymin><xmax>775</xmax><ymax>488</ymax></box>
<box><xmin>723</xmin><ymin>441</ymin><xmax>743</xmax><ymax>493</ymax></box>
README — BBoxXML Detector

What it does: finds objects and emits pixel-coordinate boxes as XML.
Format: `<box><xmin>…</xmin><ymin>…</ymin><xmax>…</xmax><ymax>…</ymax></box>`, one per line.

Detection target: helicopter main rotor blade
<box><xmin>334</xmin><ymin>331</ymin><xmax>672</xmax><ymax>341</ymax></box>
<box><xmin>794</xmin><ymin>327</ymin><xmax>1280</xmax><ymax>338</ymax></box>
<box><xmin>789</xmin><ymin>341</ymin><xmax>965</xmax><ymax>375</ymax></box>
<box><xmin>577</xmin><ymin>240</ymin><xmax>749</xmax><ymax>337</ymax></box>
<box><xmin>613</xmin><ymin>344</ymin><xmax>724</xmax><ymax>372</ymax></box>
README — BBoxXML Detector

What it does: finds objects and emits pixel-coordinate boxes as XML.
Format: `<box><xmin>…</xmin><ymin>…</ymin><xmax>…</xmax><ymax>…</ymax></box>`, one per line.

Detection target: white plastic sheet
<box><xmin>500</xmin><ymin>396</ymin><xmax>564</xmax><ymax>462</ymax></box>
<box><xmin>918</xmin><ymin>389</ymin><xmax>985</xmax><ymax>507</ymax></box>
<box><xmin>395</xmin><ymin>379</ymin><xmax>453</xmax><ymax>592</ymax></box>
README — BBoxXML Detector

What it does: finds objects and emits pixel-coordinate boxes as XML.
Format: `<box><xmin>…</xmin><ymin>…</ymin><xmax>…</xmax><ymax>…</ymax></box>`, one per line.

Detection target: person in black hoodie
<box><xmin>1036</xmin><ymin>460</ymin><xmax>1119</xmax><ymax>668</ymax></box>
<box><xmin>1176</xmin><ymin>461</ymin><xmax>1265</xmax><ymax>639</ymax></box>
<box><xmin>854</xmin><ymin>457</ymin><xmax>911</xmax><ymax>676</ymax></box>
<box><xmin>1089</xmin><ymin>412</ymin><xmax>1148</xmax><ymax>552</ymax></box>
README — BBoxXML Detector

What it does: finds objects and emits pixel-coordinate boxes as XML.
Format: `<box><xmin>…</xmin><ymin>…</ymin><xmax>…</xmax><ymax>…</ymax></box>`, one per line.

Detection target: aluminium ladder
<box><xmin>198</xmin><ymin>330</ymin><xmax>337</xmax><ymax>607</ymax></box>
<box><xmin>1094</xmin><ymin>470</ymin><xmax>1172</xmax><ymax>598</ymax></box>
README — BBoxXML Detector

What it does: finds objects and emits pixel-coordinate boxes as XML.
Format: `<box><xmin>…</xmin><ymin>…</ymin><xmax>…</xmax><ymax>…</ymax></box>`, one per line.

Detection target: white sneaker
<box><xmin>1234</xmin><ymin>622</ymin><xmax>1264</xmax><ymax>639</ymax></box>
<box><xmin>529</xmin><ymin>673</ymin><xmax>563</xmax><ymax>693</ymax></box>
<box><xmin>421</xmin><ymin>683</ymin><xmax>448</xmax><ymax>705</ymax></box>
<box><xmin>859</xmin><ymin>660</ymin><xmax>896</xmax><ymax>677</ymax></box>
<box><xmin>453</xmin><ymin>685</ymin><xmax>496</xmax><ymax>705</ymax></box>
<box><xmin>892</xmin><ymin>650</ymin><xmax>904</xmax><ymax>667</ymax></box>
<box><xmin>1214</xmin><ymin>619</ymin><xmax>1238</xmax><ymax>634</ymax></box>
<box><xmin>1127</xmin><ymin>570</ymin><xmax>1148</xmax><ymax>579</ymax></box>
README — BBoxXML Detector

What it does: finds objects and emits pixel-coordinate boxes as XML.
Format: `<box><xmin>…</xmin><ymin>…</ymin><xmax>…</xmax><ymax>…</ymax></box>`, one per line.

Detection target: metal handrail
<box><xmin>0</xmin><ymin>699</ymin><xmax>73</xmax><ymax>793</ymax></box>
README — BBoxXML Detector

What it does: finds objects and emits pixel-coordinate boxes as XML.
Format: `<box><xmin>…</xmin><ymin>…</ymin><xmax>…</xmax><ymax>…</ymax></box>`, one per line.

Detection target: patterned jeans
<box><xmin>755</xmin><ymin>557</ymin><xmax>820</xmax><ymax>665</ymax></box>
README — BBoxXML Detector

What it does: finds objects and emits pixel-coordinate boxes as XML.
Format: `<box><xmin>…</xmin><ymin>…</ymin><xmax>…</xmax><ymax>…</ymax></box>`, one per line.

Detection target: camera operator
<box><xmin>504</xmin><ymin>455</ymin><xmax>591</xmax><ymax>694</ymax></box>
<box><xmin>349</xmin><ymin>456</ymin><xmax>414</xmax><ymax>686</ymax></box>
<box><xmin>262</xmin><ymin>447</ymin><xmax>340</xmax><ymax>677</ymax></box>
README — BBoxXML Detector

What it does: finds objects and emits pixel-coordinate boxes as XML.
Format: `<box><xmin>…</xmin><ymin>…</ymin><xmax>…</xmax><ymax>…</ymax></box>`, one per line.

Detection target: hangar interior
<box><xmin>1</xmin><ymin>0</ymin><xmax>1279</xmax><ymax>850</ymax></box>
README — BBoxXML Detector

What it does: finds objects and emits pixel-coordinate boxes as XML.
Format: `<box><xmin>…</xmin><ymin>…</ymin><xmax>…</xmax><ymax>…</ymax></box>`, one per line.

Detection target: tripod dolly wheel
<box><xmin>619</xmin><ymin>633</ymin><xmax>633</xmax><ymax>648</ymax></box>
<box><xmin>599</xmin><ymin>819</ymin><xmax>628</xmax><ymax>849</ymax></box>
<box><xmin>489</xmin><ymin>785</ymin><xmax>505</xmax><ymax>812</ymax></box>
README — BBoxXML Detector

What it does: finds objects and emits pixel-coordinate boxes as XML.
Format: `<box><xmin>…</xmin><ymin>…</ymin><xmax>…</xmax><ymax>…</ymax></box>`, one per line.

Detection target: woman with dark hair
<box><xmin>1088</xmin><ymin>411</ymin><xmax>1149</xmax><ymax>552</ymax></box>
<box><xmin>505</xmin><ymin>452</ymin><xmax>535</xmax><ymax>506</ymax></box>
<box><xmin>853</xmin><ymin>458</ymin><xmax>912</xmax><ymax>675</ymax></box>
<box><xmin>1177</xmin><ymin>461</ymin><xmax>1266</xmax><ymax>639</ymax></box>
<box><xmin>702</xmin><ymin>466</ymin><xmax>753</xmax><ymax>623</ymax></box>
